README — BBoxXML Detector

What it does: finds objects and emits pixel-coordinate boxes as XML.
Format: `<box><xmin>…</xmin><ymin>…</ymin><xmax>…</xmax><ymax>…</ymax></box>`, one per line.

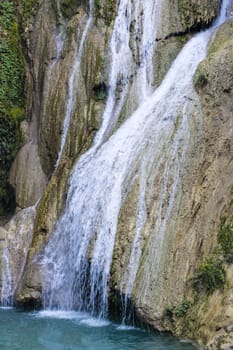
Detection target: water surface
<box><xmin>0</xmin><ymin>309</ymin><xmax>197</xmax><ymax>350</ymax></box>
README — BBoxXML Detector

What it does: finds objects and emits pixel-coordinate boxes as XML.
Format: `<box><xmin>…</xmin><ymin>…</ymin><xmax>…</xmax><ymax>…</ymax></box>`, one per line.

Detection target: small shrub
<box><xmin>93</xmin><ymin>82</ymin><xmax>107</xmax><ymax>101</ymax></box>
<box><xmin>165</xmin><ymin>299</ymin><xmax>191</xmax><ymax>318</ymax></box>
<box><xmin>174</xmin><ymin>299</ymin><xmax>191</xmax><ymax>317</ymax></box>
<box><xmin>192</xmin><ymin>257</ymin><xmax>225</xmax><ymax>294</ymax></box>
<box><xmin>194</xmin><ymin>70</ymin><xmax>208</xmax><ymax>89</ymax></box>
<box><xmin>218</xmin><ymin>217</ymin><xmax>233</xmax><ymax>263</ymax></box>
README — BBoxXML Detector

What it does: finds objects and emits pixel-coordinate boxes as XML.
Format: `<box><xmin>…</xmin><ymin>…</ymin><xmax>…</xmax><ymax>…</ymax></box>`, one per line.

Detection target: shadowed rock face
<box><xmin>3</xmin><ymin>1</ymin><xmax>233</xmax><ymax>349</ymax></box>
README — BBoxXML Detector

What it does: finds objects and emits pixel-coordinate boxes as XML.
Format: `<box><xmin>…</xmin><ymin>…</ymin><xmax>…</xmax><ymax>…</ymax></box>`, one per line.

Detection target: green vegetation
<box><xmin>93</xmin><ymin>82</ymin><xmax>107</xmax><ymax>101</ymax></box>
<box><xmin>166</xmin><ymin>299</ymin><xmax>192</xmax><ymax>318</ymax></box>
<box><xmin>60</xmin><ymin>0</ymin><xmax>90</xmax><ymax>19</ymax></box>
<box><xmin>60</xmin><ymin>0</ymin><xmax>79</xmax><ymax>19</ymax></box>
<box><xmin>0</xmin><ymin>116</ymin><xmax>19</xmax><ymax>215</ymax></box>
<box><xmin>17</xmin><ymin>0</ymin><xmax>37</xmax><ymax>26</ymax></box>
<box><xmin>192</xmin><ymin>257</ymin><xmax>225</xmax><ymax>294</ymax></box>
<box><xmin>0</xmin><ymin>1</ymin><xmax>27</xmax><ymax>215</ymax></box>
<box><xmin>218</xmin><ymin>217</ymin><xmax>233</xmax><ymax>263</ymax></box>
<box><xmin>95</xmin><ymin>0</ymin><xmax>115</xmax><ymax>25</ymax></box>
<box><xmin>190</xmin><ymin>216</ymin><xmax>233</xmax><ymax>296</ymax></box>
<box><xmin>165</xmin><ymin>218</ymin><xmax>233</xmax><ymax>322</ymax></box>
<box><xmin>194</xmin><ymin>70</ymin><xmax>208</xmax><ymax>89</ymax></box>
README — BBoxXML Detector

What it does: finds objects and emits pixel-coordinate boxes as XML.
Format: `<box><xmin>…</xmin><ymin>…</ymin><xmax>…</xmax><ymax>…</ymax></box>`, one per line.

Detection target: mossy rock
<box><xmin>60</xmin><ymin>0</ymin><xmax>89</xmax><ymax>19</ymax></box>
<box><xmin>0</xmin><ymin>0</ymin><xmax>26</xmax><ymax>215</ymax></box>
<box><xmin>94</xmin><ymin>0</ymin><xmax>116</xmax><ymax>25</ymax></box>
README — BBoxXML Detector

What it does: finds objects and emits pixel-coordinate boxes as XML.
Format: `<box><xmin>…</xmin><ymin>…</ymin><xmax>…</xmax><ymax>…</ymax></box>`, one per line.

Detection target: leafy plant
<box><xmin>194</xmin><ymin>70</ymin><xmax>208</xmax><ymax>90</ymax></box>
<box><xmin>165</xmin><ymin>299</ymin><xmax>192</xmax><ymax>318</ymax></box>
<box><xmin>14</xmin><ymin>0</ymin><xmax>37</xmax><ymax>27</ymax></box>
<box><xmin>0</xmin><ymin>1</ymin><xmax>15</xmax><ymax>29</ymax></box>
<box><xmin>218</xmin><ymin>217</ymin><xmax>233</xmax><ymax>263</ymax></box>
<box><xmin>192</xmin><ymin>257</ymin><xmax>225</xmax><ymax>294</ymax></box>
<box><xmin>0</xmin><ymin>0</ymin><xmax>26</xmax><ymax>215</ymax></box>
<box><xmin>173</xmin><ymin>299</ymin><xmax>191</xmax><ymax>317</ymax></box>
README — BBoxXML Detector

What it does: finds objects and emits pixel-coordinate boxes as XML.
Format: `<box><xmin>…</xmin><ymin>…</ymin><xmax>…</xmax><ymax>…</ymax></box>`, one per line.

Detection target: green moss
<box><xmin>192</xmin><ymin>257</ymin><xmax>225</xmax><ymax>294</ymax></box>
<box><xmin>15</xmin><ymin>0</ymin><xmax>37</xmax><ymax>27</ymax></box>
<box><xmin>0</xmin><ymin>0</ymin><xmax>26</xmax><ymax>215</ymax></box>
<box><xmin>0</xmin><ymin>1</ymin><xmax>15</xmax><ymax>29</ymax></box>
<box><xmin>0</xmin><ymin>115</ymin><xmax>18</xmax><ymax>215</ymax></box>
<box><xmin>95</xmin><ymin>0</ymin><xmax>115</xmax><ymax>25</ymax></box>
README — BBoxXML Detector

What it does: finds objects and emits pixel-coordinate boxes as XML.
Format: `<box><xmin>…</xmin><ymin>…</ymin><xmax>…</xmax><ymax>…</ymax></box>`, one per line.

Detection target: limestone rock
<box><xmin>160</xmin><ymin>0</ymin><xmax>221</xmax><ymax>38</ymax></box>
<box><xmin>0</xmin><ymin>207</ymin><xmax>35</xmax><ymax>301</ymax></box>
<box><xmin>111</xmin><ymin>18</ymin><xmax>233</xmax><ymax>350</ymax></box>
<box><xmin>10</xmin><ymin>144</ymin><xmax>47</xmax><ymax>209</ymax></box>
<box><xmin>15</xmin><ymin>1</ymin><xmax>110</xmax><ymax>302</ymax></box>
<box><xmin>10</xmin><ymin>3</ymin><xmax>233</xmax><ymax>350</ymax></box>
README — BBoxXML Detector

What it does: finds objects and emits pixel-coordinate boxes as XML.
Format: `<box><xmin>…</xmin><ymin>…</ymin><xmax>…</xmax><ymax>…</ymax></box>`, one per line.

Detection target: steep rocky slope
<box><xmin>175</xmin><ymin>20</ymin><xmax>233</xmax><ymax>349</ymax></box>
<box><xmin>2</xmin><ymin>1</ymin><xmax>233</xmax><ymax>349</ymax></box>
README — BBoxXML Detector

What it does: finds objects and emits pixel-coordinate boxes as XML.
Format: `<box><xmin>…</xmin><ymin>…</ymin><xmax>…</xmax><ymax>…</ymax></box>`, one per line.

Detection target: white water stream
<box><xmin>55</xmin><ymin>0</ymin><xmax>94</xmax><ymax>168</ymax></box>
<box><xmin>39</xmin><ymin>0</ymin><xmax>231</xmax><ymax>320</ymax></box>
<box><xmin>94</xmin><ymin>0</ymin><xmax>162</xmax><ymax>147</ymax></box>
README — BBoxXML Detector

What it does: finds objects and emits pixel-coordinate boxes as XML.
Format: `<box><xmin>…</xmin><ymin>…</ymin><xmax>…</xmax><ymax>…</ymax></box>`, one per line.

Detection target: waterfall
<box><xmin>93</xmin><ymin>0</ymin><xmax>162</xmax><ymax>147</ymax></box>
<box><xmin>55</xmin><ymin>0</ymin><xmax>94</xmax><ymax>168</ymax></box>
<box><xmin>41</xmin><ymin>0</ymin><xmax>232</xmax><ymax>320</ymax></box>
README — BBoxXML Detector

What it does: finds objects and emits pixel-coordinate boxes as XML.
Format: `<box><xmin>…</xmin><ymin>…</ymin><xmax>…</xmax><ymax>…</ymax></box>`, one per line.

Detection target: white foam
<box><xmin>36</xmin><ymin>310</ymin><xmax>111</xmax><ymax>328</ymax></box>
<box><xmin>116</xmin><ymin>324</ymin><xmax>137</xmax><ymax>331</ymax></box>
<box><xmin>79</xmin><ymin>317</ymin><xmax>110</xmax><ymax>327</ymax></box>
<box><xmin>36</xmin><ymin>310</ymin><xmax>87</xmax><ymax>320</ymax></box>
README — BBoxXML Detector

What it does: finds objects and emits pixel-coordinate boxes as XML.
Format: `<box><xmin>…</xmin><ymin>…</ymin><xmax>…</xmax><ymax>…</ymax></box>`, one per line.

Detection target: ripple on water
<box><xmin>0</xmin><ymin>309</ymin><xmax>198</xmax><ymax>350</ymax></box>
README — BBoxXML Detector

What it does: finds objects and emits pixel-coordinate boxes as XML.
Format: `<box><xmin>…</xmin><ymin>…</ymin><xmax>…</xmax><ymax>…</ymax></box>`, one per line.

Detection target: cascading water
<box><xmin>55</xmin><ymin>0</ymin><xmax>94</xmax><ymax>168</ymax></box>
<box><xmin>94</xmin><ymin>0</ymin><xmax>162</xmax><ymax>147</ymax></box>
<box><xmin>131</xmin><ymin>0</ymin><xmax>162</xmax><ymax>99</ymax></box>
<box><xmin>41</xmin><ymin>0</ymin><xmax>232</xmax><ymax>322</ymax></box>
<box><xmin>42</xmin><ymin>0</ymin><xmax>163</xmax><ymax>317</ymax></box>
<box><xmin>120</xmin><ymin>0</ymin><xmax>232</xmax><ymax>319</ymax></box>
<box><xmin>43</xmin><ymin>1</ymin><xmax>65</xmax><ymax>99</ymax></box>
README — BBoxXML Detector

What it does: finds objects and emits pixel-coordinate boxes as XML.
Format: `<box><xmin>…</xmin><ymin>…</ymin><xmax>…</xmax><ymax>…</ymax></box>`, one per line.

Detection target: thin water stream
<box><xmin>55</xmin><ymin>0</ymin><xmax>94</xmax><ymax>168</ymax></box>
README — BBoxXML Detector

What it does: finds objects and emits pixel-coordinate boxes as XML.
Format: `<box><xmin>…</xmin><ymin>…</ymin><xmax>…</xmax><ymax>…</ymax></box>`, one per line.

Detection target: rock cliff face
<box><xmin>177</xmin><ymin>20</ymin><xmax>233</xmax><ymax>349</ymax></box>
<box><xmin>1</xmin><ymin>0</ymin><xmax>233</xmax><ymax>349</ymax></box>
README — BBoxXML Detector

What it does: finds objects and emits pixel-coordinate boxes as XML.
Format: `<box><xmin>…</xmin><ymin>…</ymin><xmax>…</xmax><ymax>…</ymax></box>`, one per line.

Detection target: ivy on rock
<box><xmin>0</xmin><ymin>0</ymin><xmax>26</xmax><ymax>215</ymax></box>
